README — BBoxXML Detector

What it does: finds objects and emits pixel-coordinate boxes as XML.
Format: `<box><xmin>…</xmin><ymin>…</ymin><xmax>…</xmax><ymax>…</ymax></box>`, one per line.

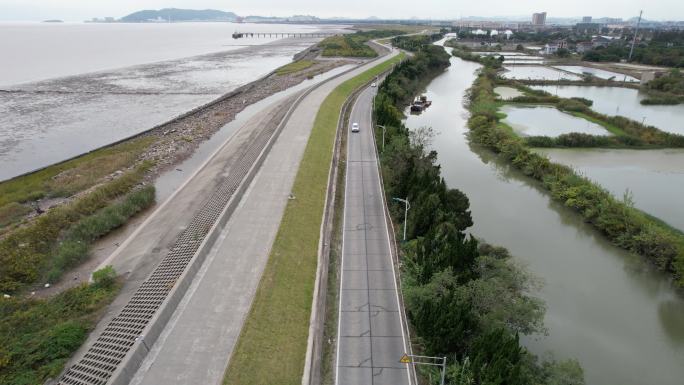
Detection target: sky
<box><xmin>0</xmin><ymin>0</ymin><xmax>682</xmax><ymax>22</ymax></box>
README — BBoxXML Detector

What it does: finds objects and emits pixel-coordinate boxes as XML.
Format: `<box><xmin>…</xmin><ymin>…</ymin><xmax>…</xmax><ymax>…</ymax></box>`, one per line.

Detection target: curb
<box><xmin>301</xmin><ymin>52</ymin><xmax>400</xmax><ymax>385</ymax></box>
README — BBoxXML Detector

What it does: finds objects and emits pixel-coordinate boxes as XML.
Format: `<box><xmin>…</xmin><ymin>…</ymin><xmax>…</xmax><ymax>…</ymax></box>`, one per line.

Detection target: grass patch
<box><xmin>276</xmin><ymin>60</ymin><xmax>316</xmax><ymax>76</ymax></box>
<box><xmin>0</xmin><ymin>203</ymin><xmax>32</xmax><ymax>229</ymax></box>
<box><xmin>0</xmin><ymin>162</ymin><xmax>153</xmax><ymax>293</ymax></box>
<box><xmin>0</xmin><ymin>136</ymin><xmax>154</xmax><ymax>209</ymax></box>
<box><xmin>319</xmin><ymin>30</ymin><xmax>402</xmax><ymax>58</ymax></box>
<box><xmin>223</xmin><ymin>53</ymin><xmax>405</xmax><ymax>385</ymax></box>
<box><xmin>569</xmin><ymin>111</ymin><xmax>628</xmax><ymax>136</ymax></box>
<box><xmin>0</xmin><ymin>270</ymin><xmax>120</xmax><ymax>385</ymax></box>
<box><xmin>46</xmin><ymin>186</ymin><xmax>155</xmax><ymax>283</ymax></box>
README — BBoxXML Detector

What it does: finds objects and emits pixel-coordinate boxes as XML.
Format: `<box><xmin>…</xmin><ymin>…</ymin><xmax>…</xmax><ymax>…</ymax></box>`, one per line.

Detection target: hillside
<box><xmin>120</xmin><ymin>8</ymin><xmax>238</xmax><ymax>22</ymax></box>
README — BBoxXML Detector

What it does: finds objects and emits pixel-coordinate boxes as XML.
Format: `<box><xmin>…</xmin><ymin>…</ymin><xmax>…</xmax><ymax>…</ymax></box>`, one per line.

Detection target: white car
<box><xmin>351</xmin><ymin>122</ymin><xmax>360</xmax><ymax>133</ymax></box>
<box><xmin>371</xmin><ymin>82</ymin><xmax>377</xmax><ymax>87</ymax></box>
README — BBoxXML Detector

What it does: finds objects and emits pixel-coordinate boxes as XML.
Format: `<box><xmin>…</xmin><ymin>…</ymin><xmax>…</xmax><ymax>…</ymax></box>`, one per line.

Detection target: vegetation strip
<box><xmin>0</xmin><ymin>137</ymin><xmax>153</xmax><ymax>230</ymax></box>
<box><xmin>222</xmin><ymin>53</ymin><xmax>404</xmax><ymax>385</ymax></box>
<box><xmin>466</xmin><ymin>64</ymin><xmax>684</xmax><ymax>285</ymax></box>
<box><xmin>318</xmin><ymin>30</ymin><xmax>402</xmax><ymax>57</ymax></box>
<box><xmin>0</xmin><ymin>163</ymin><xmax>154</xmax><ymax>293</ymax></box>
<box><xmin>374</xmin><ymin>39</ymin><xmax>584</xmax><ymax>384</ymax></box>
<box><xmin>276</xmin><ymin>60</ymin><xmax>316</xmax><ymax>76</ymax></box>
<box><xmin>0</xmin><ymin>267</ymin><xmax>120</xmax><ymax>385</ymax></box>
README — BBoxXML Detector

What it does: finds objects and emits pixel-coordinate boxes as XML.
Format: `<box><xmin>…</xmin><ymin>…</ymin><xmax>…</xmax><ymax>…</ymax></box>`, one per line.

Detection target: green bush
<box><xmin>92</xmin><ymin>266</ymin><xmax>117</xmax><ymax>288</ymax></box>
<box><xmin>0</xmin><ymin>282</ymin><xmax>118</xmax><ymax>385</ymax></box>
<box><xmin>0</xmin><ymin>165</ymin><xmax>153</xmax><ymax>293</ymax></box>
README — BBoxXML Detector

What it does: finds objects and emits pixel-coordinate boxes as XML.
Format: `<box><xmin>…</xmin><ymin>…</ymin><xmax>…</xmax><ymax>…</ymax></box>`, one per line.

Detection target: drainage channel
<box><xmin>57</xmin><ymin>94</ymin><xmax>298</xmax><ymax>385</ymax></box>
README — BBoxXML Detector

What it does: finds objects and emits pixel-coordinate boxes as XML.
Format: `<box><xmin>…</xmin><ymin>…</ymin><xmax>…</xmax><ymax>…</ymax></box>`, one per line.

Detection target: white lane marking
<box><xmin>366</xmin><ymin>86</ymin><xmax>413</xmax><ymax>385</ymax></box>
<box><xmin>334</xmin><ymin>87</ymin><xmax>352</xmax><ymax>385</ymax></box>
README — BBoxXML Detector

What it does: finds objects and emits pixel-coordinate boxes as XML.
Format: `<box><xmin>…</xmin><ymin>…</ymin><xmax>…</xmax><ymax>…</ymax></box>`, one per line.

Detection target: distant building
<box><xmin>575</xmin><ymin>41</ymin><xmax>594</xmax><ymax>53</ymax></box>
<box><xmin>532</xmin><ymin>12</ymin><xmax>547</xmax><ymax>26</ymax></box>
<box><xmin>603</xmin><ymin>17</ymin><xmax>623</xmax><ymax>24</ymax></box>
<box><xmin>582</xmin><ymin>16</ymin><xmax>593</xmax><ymax>23</ymax></box>
<box><xmin>591</xmin><ymin>35</ymin><xmax>617</xmax><ymax>48</ymax></box>
<box><xmin>575</xmin><ymin>22</ymin><xmax>603</xmax><ymax>34</ymax></box>
<box><xmin>543</xmin><ymin>40</ymin><xmax>567</xmax><ymax>55</ymax></box>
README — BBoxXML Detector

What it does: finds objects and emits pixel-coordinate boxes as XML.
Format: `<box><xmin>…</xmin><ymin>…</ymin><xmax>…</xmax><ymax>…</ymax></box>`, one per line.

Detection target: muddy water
<box><xmin>502</xmin><ymin>65</ymin><xmax>582</xmax><ymax>81</ymax></box>
<box><xmin>0</xmin><ymin>22</ymin><xmax>346</xmax><ymax>181</ymax></box>
<box><xmin>493</xmin><ymin>86</ymin><xmax>523</xmax><ymax>100</ymax></box>
<box><xmin>404</xmin><ymin>50</ymin><xmax>684</xmax><ymax>385</ymax></box>
<box><xmin>531</xmin><ymin>85</ymin><xmax>684</xmax><ymax>135</ymax></box>
<box><xmin>500</xmin><ymin>105</ymin><xmax>611</xmax><ymax>137</ymax></box>
<box><xmin>535</xmin><ymin>148</ymin><xmax>684</xmax><ymax>232</ymax></box>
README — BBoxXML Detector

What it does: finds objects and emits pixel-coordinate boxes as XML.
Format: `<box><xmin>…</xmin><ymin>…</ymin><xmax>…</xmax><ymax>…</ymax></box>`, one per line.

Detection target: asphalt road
<box><xmin>126</xmin><ymin>52</ymin><xmax>400</xmax><ymax>384</ymax></box>
<box><xmin>335</xmin><ymin>85</ymin><xmax>412</xmax><ymax>385</ymax></box>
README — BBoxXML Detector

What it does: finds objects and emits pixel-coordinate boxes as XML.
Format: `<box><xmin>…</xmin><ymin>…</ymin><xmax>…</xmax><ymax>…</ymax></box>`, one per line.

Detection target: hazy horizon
<box><xmin>0</xmin><ymin>0</ymin><xmax>683</xmax><ymax>22</ymax></box>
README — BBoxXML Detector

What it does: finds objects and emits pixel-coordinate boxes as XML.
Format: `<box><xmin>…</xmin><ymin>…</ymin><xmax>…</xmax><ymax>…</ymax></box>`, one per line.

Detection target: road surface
<box><xmin>335</xmin><ymin>84</ymin><xmax>412</xmax><ymax>385</ymax></box>
<box><xmin>125</xmin><ymin>52</ymin><xmax>399</xmax><ymax>384</ymax></box>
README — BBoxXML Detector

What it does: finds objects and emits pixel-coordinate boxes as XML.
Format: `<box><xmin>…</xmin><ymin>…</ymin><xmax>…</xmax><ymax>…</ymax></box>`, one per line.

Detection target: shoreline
<box><xmin>0</xmin><ymin>39</ymin><xmax>336</xmax><ymax>182</ymax></box>
<box><xmin>14</xmin><ymin>50</ymin><xmax>358</xmax><ymax>298</ymax></box>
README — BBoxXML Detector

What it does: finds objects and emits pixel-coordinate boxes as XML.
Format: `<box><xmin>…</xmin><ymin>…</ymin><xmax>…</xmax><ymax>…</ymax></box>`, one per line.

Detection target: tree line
<box><xmin>373</xmin><ymin>38</ymin><xmax>584</xmax><ymax>384</ymax></box>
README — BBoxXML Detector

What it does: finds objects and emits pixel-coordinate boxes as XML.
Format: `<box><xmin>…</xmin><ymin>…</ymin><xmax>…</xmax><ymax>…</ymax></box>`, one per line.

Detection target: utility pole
<box><xmin>628</xmin><ymin>10</ymin><xmax>643</xmax><ymax>62</ymax></box>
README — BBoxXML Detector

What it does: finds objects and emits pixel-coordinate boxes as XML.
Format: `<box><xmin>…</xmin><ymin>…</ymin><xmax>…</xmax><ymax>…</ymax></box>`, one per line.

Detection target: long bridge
<box><xmin>232</xmin><ymin>31</ymin><xmax>339</xmax><ymax>39</ymax></box>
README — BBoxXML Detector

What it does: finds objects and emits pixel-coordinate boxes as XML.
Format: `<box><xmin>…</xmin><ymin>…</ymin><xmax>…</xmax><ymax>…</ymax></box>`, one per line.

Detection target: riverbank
<box><xmin>403</xmin><ymin>43</ymin><xmax>684</xmax><ymax>385</ymax></box>
<box><xmin>373</xmin><ymin>40</ymin><xmax>584</xmax><ymax>384</ymax></box>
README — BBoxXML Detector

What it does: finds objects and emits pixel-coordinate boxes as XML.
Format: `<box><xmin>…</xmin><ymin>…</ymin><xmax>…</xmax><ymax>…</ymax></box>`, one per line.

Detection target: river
<box><xmin>403</xmin><ymin>45</ymin><xmax>684</xmax><ymax>385</ymax></box>
<box><xmin>0</xmin><ymin>22</ymin><xmax>346</xmax><ymax>181</ymax></box>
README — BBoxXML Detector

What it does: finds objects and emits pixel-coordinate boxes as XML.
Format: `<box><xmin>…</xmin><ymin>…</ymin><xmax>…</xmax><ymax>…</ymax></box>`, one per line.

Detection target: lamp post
<box><xmin>377</xmin><ymin>125</ymin><xmax>387</xmax><ymax>152</ymax></box>
<box><xmin>392</xmin><ymin>197</ymin><xmax>410</xmax><ymax>241</ymax></box>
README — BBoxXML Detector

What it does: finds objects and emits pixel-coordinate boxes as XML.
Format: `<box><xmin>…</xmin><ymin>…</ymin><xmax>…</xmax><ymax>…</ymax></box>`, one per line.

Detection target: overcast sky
<box><xmin>0</xmin><ymin>0</ymin><xmax>682</xmax><ymax>22</ymax></box>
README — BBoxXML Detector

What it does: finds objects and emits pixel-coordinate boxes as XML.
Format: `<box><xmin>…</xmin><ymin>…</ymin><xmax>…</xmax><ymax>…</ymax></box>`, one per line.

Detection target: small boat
<box><xmin>410</xmin><ymin>95</ymin><xmax>431</xmax><ymax>113</ymax></box>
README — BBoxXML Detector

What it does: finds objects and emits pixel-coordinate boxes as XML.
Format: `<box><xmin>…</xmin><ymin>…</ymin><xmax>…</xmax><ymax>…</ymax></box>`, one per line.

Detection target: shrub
<box><xmin>92</xmin><ymin>265</ymin><xmax>117</xmax><ymax>288</ymax></box>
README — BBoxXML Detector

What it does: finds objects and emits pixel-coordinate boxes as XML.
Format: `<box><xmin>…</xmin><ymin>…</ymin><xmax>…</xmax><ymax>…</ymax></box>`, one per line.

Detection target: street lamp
<box><xmin>377</xmin><ymin>125</ymin><xmax>387</xmax><ymax>152</ymax></box>
<box><xmin>392</xmin><ymin>197</ymin><xmax>410</xmax><ymax>241</ymax></box>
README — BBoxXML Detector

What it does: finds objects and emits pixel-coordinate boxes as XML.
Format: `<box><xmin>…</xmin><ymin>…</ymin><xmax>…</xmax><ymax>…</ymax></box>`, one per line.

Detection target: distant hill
<box><xmin>120</xmin><ymin>8</ymin><xmax>238</xmax><ymax>22</ymax></box>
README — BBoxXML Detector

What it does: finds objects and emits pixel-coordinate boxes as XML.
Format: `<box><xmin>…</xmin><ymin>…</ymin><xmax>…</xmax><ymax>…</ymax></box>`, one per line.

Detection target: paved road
<box><xmin>127</xmin><ymin>52</ymin><xmax>399</xmax><ymax>384</ymax></box>
<box><xmin>335</xmin><ymin>85</ymin><xmax>412</xmax><ymax>385</ymax></box>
